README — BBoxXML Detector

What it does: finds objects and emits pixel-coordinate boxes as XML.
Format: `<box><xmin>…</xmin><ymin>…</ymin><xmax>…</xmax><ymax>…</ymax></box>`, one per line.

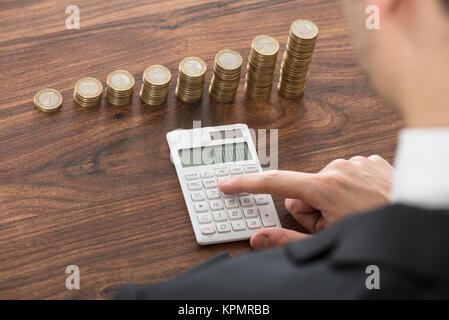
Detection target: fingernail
<box><xmin>252</xmin><ymin>235</ymin><xmax>269</xmax><ymax>249</ymax></box>
<box><xmin>218</xmin><ymin>178</ymin><xmax>232</xmax><ymax>186</ymax></box>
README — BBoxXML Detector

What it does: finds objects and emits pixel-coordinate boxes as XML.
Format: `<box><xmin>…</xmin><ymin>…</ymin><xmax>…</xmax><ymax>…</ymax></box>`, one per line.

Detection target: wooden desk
<box><xmin>0</xmin><ymin>0</ymin><xmax>402</xmax><ymax>299</ymax></box>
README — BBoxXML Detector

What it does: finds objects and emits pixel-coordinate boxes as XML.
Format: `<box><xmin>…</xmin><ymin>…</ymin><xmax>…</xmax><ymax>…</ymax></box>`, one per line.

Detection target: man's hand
<box><xmin>218</xmin><ymin>155</ymin><xmax>394</xmax><ymax>249</ymax></box>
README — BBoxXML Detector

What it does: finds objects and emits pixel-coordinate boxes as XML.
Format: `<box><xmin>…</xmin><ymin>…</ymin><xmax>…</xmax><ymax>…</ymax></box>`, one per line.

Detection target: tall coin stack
<box><xmin>106</xmin><ymin>70</ymin><xmax>135</xmax><ymax>106</ymax></box>
<box><xmin>209</xmin><ymin>49</ymin><xmax>243</xmax><ymax>103</ymax></box>
<box><xmin>73</xmin><ymin>77</ymin><xmax>103</xmax><ymax>107</ymax></box>
<box><xmin>245</xmin><ymin>35</ymin><xmax>279</xmax><ymax>100</ymax></box>
<box><xmin>278</xmin><ymin>19</ymin><xmax>318</xmax><ymax>98</ymax></box>
<box><xmin>140</xmin><ymin>65</ymin><xmax>171</xmax><ymax>106</ymax></box>
<box><xmin>175</xmin><ymin>57</ymin><xmax>207</xmax><ymax>103</ymax></box>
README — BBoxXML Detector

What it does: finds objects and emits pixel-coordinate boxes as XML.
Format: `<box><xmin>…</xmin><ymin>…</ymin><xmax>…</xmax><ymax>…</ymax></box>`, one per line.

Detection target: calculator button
<box><xmin>227</xmin><ymin>209</ymin><xmax>243</xmax><ymax>220</ymax></box>
<box><xmin>206</xmin><ymin>189</ymin><xmax>220</xmax><ymax>200</ymax></box>
<box><xmin>259</xmin><ymin>206</ymin><xmax>277</xmax><ymax>227</ymax></box>
<box><xmin>215</xmin><ymin>168</ymin><xmax>229</xmax><ymax>176</ymax></box>
<box><xmin>239</xmin><ymin>196</ymin><xmax>254</xmax><ymax>207</ymax></box>
<box><xmin>230</xmin><ymin>167</ymin><xmax>244</xmax><ymax>175</ymax></box>
<box><xmin>188</xmin><ymin>181</ymin><xmax>202</xmax><ymax>191</ymax></box>
<box><xmin>201</xmin><ymin>171</ymin><xmax>214</xmax><ymax>178</ymax></box>
<box><xmin>209</xmin><ymin>200</ymin><xmax>224</xmax><ymax>211</ymax></box>
<box><xmin>191</xmin><ymin>191</ymin><xmax>205</xmax><ymax>202</ymax></box>
<box><xmin>245</xmin><ymin>166</ymin><xmax>259</xmax><ymax>173</ymax></box>
<box><xmin>201</xmin><ymin>225</ymin><xmax>215</xmax><ymax>235</ymax></box>
<box><xmin>231</xmin><ymin>220</ymin><xmax>246</xmax><ymax>231</ymax></box>
<box><xmin>213</xmin><ymin>211</ymin><xmax>227</xmax><ymax>222</ymax></box>
<box><xmin>194</xmin><ymin>202</ymin><xmax>209</xmax><ymax>213</ymax></box>
<box><xmin>197</xmin><ymin>213</ymin><xmax>212</xmax><ymax>224</ymax></box>
<box><xmin>238</xmin><ymin>192</ymin><xmax>249</xmax><ymax>196</ymax></box>
<box><xmin>247</xmin><ymin>218</ymin><xmax>261</xmax><ymax>229</ymax></box>
<box><xmin>222</xmin><ymin>191</ymin><xmax>234</xmax><ymax>198</ymax></box>
<box><xmin>216</xmin><ymin>222</ymin><xmax>231</xmax><ymax>233</ymax></box>
<box><xmin>185</xmin><ymin>172</ymin><xmax>200</xmax><ymax>180</ymax></box>
<box><xmin>225</xmin><ymin>198</ymin><xmax>239</xmax><ymax>209</ymax></box>
<box><xmin>243</xmin><ymin>207</ymin><xmax>259</xmax><ymax>218</ymax></box>
<box><xmin>255</xmin><ymin>194</ymin><xmax>269</xmax><ymax>205</ymax></box>
<box><xmin>203</xmin><ymin>179</ymin><xmax>217</xmax><ymax>189</ymax></box>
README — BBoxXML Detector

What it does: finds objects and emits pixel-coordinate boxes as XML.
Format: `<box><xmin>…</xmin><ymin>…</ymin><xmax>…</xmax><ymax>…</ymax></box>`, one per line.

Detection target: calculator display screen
<box><xmin>179</xmin><ymin>142</ymin><xmax>252</xmax><ymax>167</ymax></box>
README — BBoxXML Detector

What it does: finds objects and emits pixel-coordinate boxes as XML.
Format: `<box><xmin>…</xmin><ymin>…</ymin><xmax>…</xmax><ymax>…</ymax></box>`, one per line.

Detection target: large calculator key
<box><xmin>255</xmin><ymin>194</ymin><xmax>269</xmax><ymax>205</ymax></box>
<box><xmin>201</xmin><ymin>171</ymin><xmax>214</xmax><ymax>179</ymax></box>
<box><xmin>213</xmin><ymin>211</ymin><xmax>227</xmax><ymax>222</ymax></box>
<box><xmin>188</xmin><ymin>181</ymin><xmax>202</xmax><ymax>191</ymax></box>
<box><xmin>203</xmin><ymin>179</ymin><xmax>217</xmax><ymax>189</ymax></box>
<box><xmin>197</xmin><ymin>213</ymin><xmax>212</xmax><ymax>224</ymax></box>
<box><xmin>230</xmin><ymin>167</ymin><xmax>244</xmax><ymax>175</ymax></box>
<box><xmin>247</xmin><ymin>218</ymin><xmax>261</xmax><ymax>229</ymax></box>
<box><xmin>239</xmin><ymin>196</ymin><xmax>254</xmax><ymax>207</ymax></box>
<box><xmin>245</xmin><ymin>166</ymin><xmax>259</xmax><ymax>173</ymax></box>
<box><xmin>231</xmin><ymin>220</ymin><xmax>246</xmax><ymax>231</ymax></box>
<box><xmin>201</xmin><ymin>225</ymin><xmax>215</xmax><ymax>235</ymax></box>
<box><xmin>185</xmin><ymin>172</ymin><xmax>200</xmax><ymax>180</ymax></box>
<box><xmin>227</xmin><ymin>209</ymin><xmax>243</xmax><ymax>220</ymax></box>
<box><xmin>206</xmin><ymin>189</ymin><xmax>220</xmax><ymax>200</ymax></box>
<box><xmin>244</xmin><ymin>207</ymin><xmax>259</xmax><ymax>218</ymax></box>
<box><xmin>216</xmin><ymin>222</ymin><xmax>231</xmax><ymax>233</ymax></box>
<box><xmin>215</xmin><ymin>168</ymin><xmax>229</xmax><ymax>176</ymax></box>
<box><xmin>194</xmin><ymin>202</ymin><xmax>209</xmax><ymax>213</ymax></box>
<box><xmin>259</xmin><ymin>206</ymin><xmax>277</xmax><ymax>227</ymax></box>
<box><xmin>209</xmin><ymin>200</ymin><xmax>224</xmax><ymax>211</ymax></box>
<box><xmin>191</xmin><ymin>191</ymin><xmax>205</xmax><ymax>202</ymax></box>
<box><xmin>225</xmin><ymin>198</ymin><xmax>239</xmax><ymax>209</ymax></box>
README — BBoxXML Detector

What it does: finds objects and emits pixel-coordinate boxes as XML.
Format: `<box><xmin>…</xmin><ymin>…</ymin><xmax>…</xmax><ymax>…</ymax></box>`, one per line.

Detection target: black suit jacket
<box><xmin>116</xmin><ymin>205</ymin><xmax>449</xmax><ymax>299</ymax></box>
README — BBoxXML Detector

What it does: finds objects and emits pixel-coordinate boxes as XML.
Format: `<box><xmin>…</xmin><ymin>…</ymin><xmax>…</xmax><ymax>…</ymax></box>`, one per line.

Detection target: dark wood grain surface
<box><xmin>0</xmin><ymin>0</ymin><xmax>402</xmax><ymax>299</ymax></box>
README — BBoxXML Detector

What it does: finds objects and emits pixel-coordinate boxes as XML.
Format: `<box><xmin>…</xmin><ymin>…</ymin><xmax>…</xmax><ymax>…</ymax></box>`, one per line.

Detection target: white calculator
<box><xmin>166</xmin><ymin>124</ymin><xmax>281</xmax><ymax>245</ymax></box>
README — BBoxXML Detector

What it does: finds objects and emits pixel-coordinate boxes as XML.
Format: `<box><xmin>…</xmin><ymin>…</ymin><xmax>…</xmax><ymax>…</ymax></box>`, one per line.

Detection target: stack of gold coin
<box><xmin>73</xmin><ymin>77</ymin><xmax>103</xmax><ymax>107</ymax></box>
<box><xmin>106</xmin><ymin>70</ymin><xmax>135</xmax><ymax>106</ymax></box>
<box><xmin>175</xmin><ymin>57</ymin><xmax>207</xmax><ymax>103</ymax></box>
<box><xmin>278</xmin><ymin>19</ymin><xmax>318</xmax><ymax>98</ymax></box>
<box><xmin>140</xmin><ymin>65</ymin><xmax>171</xmax><ymax>106</ymax></box>
<box><xmin>33</xmin><ymin>88</ymin><xmax>63</xmax><ymax>113</ymax></box>
<box><xmin>245</xmin><ymin>35</ymin><xmax>279</xmax><ymax>100</ymax></box>
<box><xmin>209</xmin><ymin>50</ymin><xmax>243</xmax><ymax>103</ymax></box>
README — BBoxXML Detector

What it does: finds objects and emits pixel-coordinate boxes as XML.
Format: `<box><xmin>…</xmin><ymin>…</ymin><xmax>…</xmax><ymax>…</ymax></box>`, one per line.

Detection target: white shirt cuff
<box><xmin>390</xmin><ymin>128</ymin><xmax>449</xmax><ymax>209</ymax></box>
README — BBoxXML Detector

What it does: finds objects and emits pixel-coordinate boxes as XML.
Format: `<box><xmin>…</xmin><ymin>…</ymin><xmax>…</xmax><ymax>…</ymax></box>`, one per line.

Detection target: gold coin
<box><xmin>179</xmin><ymin>57</ymin><xmax>207</xmax><ymax>77</ymax></box>
<box><xmin>252</xmin><ymin>35</ymin><xmax>279</xmax><ymax>56</ymax></box>
<box><xmin>107</xmin><ymin>70</ymin><xmax>135</xmax><ymax>91</ymax></box>
<box><xmin>75</xmin><ymin>77</ymin><xmax>103</xmax><ymax>98</ymax></box>
<box><xmin>290</xmin><ymin>19</ymin><xmax>318</xmax><ymax>40</ymax></box>
<box><xmin>215</xmin><ymin>50</ymin><xmax>243</xmax><ymax>71</ymax></box>
<box><xmin>144</xmin><ymin>65</ymin><xmax>171</xmax><ymax>86</ymax></box>
<box><xmin>33</xmin><ymin>88</ymin><xmax>63</xmax><ymax>112</ymax></box>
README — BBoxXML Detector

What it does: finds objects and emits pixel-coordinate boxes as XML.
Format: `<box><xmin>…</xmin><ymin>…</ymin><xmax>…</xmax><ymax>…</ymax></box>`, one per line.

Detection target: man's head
<box><xmin>343</xmin><ymin>0</ymin><xmax>449</xmax><ymax>127</ymax></box>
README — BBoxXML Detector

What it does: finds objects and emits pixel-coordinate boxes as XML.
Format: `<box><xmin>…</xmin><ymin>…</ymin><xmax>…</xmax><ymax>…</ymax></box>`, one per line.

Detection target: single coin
<box><xmin>144</xmin><ymin>65</ymin><xmax>171</xmax><ymax>85</ymax></box>
<box><xmin>291</xmin><ymin>19</ymin><xmax>318</xmax><ymax>39</ymax></box>
<box><xmin>179</xmin><ymin>57</ymin><xmax>207</xmax><ymax>77</ymax></box>
<box><xmin>216</xmin><ymin>50</ymin><xmax>242</xmax><ymax>70</ymax></box>
<box><xmin>75</xmin><ymin>77</ymin><xmax>103</xmax><ymax>97</ymax></box>
<box><xmin>33</xmin><ymin>88</ymin><xmax>63</xmax><ymax>112</ymax></box>
<box><xmin>252</xmin><ymin>35</ymin><xmax>279</xmax><ymax>56</ymax></box>
<box><xmin>107</xmin><ymin>70</ymin><xmax>135</xmax><ymax>91</ymax></box>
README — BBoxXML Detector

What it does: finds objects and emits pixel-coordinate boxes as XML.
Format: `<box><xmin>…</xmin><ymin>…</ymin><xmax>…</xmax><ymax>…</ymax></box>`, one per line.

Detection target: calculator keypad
<box><xmin>185</xmin><ymin>166</ymin><xmax>278</xmax><ymax>237</ymax></box>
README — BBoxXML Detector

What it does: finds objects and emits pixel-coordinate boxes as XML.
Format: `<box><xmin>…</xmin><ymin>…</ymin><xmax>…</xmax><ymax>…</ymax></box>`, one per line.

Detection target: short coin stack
<box><xmin>33</xmin><ymin>88</ymin><xmax>63</xmax><ymax>113</ymax></box>
<box><xmin>106</xmin><ymin>70</ymin><xmax>135</xmax><ymax>106</ymax></box>
<box><xmin>73</xmin><ymin>77</ymin><xmax>103</xmax><ymax>107</ymax></box>
<box><xmin>140</xmin><ymin>65</ymin><xmax>171</xmax><ymax>106</ymax></box>
<box><xmin>176</xmin><ymin>57</ymin><xmax>207</xmax><ymax>103</ymax></box>
<box><xmin>209</xmin><ymin>49</ymin><xmax>243</xmax><ymax>103</ymax></box>
<box><xmin>278</xmin><ymin>19</ymin><xmax>318</xmax><ymax>98</ymax></box>
<box><xmin>245</xmin><ymin>35</ymin><xmax>279</xmax><ymax>100</ymax></box>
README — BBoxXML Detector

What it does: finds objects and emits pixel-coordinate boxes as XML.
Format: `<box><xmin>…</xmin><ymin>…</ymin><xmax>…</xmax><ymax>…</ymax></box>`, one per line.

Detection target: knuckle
<box><xmin>317</xmin><ymin>172</ymin><xmax>344</xmax><ymax>188</ymax></box>
<box><xmin>350</xmin><ymin>156</ymin><xmax>367</xmax><ymax>162</ymax></box>
<box><xmin>368</xmin><ymin>154</ymin><xmax>383</xmax><ymax>161</ymax></box>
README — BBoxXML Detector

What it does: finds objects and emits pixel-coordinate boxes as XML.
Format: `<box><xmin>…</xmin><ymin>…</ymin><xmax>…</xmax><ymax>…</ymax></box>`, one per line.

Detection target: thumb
<box><xmin>250</xmin><ymin>228</ymin><xmax>310</xmax><ymax>250</ymax></box>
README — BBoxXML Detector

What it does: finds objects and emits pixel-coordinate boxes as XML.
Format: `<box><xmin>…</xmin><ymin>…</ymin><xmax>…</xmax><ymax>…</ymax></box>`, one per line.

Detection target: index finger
<box><xmin>217</xmin><ymin>170</ymin><xmax>317</xmax><ymax>200</ymax></box>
